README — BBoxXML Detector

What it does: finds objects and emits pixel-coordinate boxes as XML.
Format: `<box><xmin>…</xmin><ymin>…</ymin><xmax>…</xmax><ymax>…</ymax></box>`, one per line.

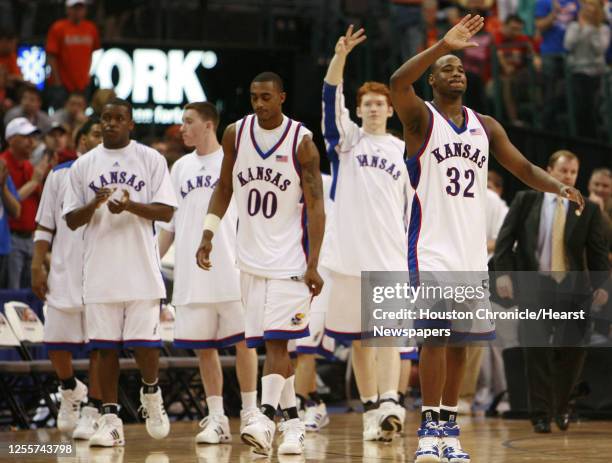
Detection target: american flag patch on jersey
<box><xmin>276</xmin><ymin>155</ymin><xmax>288</xmax><ymax>162</ymax></box>
<box><xmin>469</xmin><ymin>128</ymin><xmax>483</xmax><ymax>135</ymax></box>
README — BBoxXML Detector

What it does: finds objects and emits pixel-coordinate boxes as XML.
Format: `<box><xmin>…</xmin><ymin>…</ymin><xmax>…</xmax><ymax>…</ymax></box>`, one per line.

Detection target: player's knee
<box><xmin>97</xmin><ymin>348</ymin><xmax>119</xmax><ymax>359</ymax></box>
<box><xmin>265</xmin><ymin>339</ymin><xmax>289</xmax><ymax>357</ymax></box>
<box><xmin>196</xmin><ymin>348</ymin><xmax>218</xmax><ymax>360</ymax></box>
<box><xmin>234</xmin><ymin>340</ymin><xmax>250</xmax><ymax>353</ymax></box>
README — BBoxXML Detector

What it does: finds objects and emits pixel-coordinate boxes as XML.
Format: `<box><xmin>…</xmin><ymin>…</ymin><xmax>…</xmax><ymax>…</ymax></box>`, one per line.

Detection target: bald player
<box><xmin>390</xmin><ymin>14</ymin><xmax>584</xmax><ymax>463</ymax></box>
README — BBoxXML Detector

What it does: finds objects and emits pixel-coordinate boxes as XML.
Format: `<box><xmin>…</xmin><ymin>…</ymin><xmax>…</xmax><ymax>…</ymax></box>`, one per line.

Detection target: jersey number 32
<box><xmin>446</xmin><ymin>167</ymin><xmax>475</xmax><ymax>198</ymax></box>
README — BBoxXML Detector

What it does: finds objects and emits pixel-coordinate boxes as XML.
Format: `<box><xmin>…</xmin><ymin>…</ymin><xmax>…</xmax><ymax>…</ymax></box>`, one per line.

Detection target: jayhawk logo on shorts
<box><xmin>291</xmin><ymin>313</ymin><xmax>305</xmax><ymax>326</ymax></box>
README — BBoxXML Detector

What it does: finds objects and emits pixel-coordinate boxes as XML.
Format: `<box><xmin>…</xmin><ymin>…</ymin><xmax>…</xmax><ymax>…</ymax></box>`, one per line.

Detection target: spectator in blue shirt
<box><xmin>535</xmin><ymin>0</ymin><xmax>580</xmax><ymax>129</ymax></box>
<box><xmin>0</xmin><ymin>159</ymin><xmax>21</xmax><ymax>287</ymax></box>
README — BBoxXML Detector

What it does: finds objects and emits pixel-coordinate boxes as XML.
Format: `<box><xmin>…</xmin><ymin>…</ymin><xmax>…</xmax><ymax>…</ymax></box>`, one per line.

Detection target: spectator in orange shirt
<box><xmin>0</xmin><ymin>27</ymin><xmax>21</xmax><ymax>84</ymax></box>
<box><xmin>45</xmin><ymin>0</ymin><xmax>100</xmax><ymax>107</ymax></box>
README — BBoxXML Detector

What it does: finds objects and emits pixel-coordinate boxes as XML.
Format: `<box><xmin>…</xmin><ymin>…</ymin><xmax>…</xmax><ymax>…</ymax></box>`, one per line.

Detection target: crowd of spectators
<box><xmin>392</xmin><ymin>0</ymin><xmax>612</xmax><ymax>137</ymax></box>
<box><xmin>0</xmin><ymin>0</ymin><xmax>607</xmax><ymax>425</ymax></box>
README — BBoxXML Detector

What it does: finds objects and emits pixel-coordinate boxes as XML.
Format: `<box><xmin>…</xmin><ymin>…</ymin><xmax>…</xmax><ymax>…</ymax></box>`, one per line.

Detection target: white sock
<box><xmin>360</xmin><ymin>394</ymin><xmax>378</xmax><ymax>404</ymax></box>
<box><xmin>380</xmin><ymin>390</ymin><xmax>399</xmax><ymax>403</ymax></box>
<box><xmin>261</xmin><ymin>374</ymin><xmax>286</xmax><ymax>409</ymax></box>
<box><xmin>241</xmin><ymin>391</ymin><xmax>258</xmax><ymax>410</ymax></box>
<box><xmin>279</xmin><ymin>375</ymin><xmax>297</xmax><ymax>410</ymax></box>
<box><xmin>206</xmin><ymin>395</ymin><xmax>224</xmax><ymax>416</ymax></box>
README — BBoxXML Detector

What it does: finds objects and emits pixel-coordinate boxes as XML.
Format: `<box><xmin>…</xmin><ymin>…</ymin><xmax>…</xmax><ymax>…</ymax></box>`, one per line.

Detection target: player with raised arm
<box><xmin>196</xmin><ymin>72</ymin><xmax>325</xmax><ymax>457</ymax></box>
<box><xmin>63</xmin><ymin>99</ymin><xmax>178</xmax><ymax>447</ymax></box>
<box><xmin>390</xmin><ymin>14</ymin><xmax>584</xmax><ymax>463</ymax></box>
<box><xmin>31</xmin><ymin>117</ymin><xmax>103</xmax><ymax>440</ymax></box>
<box><xmin>321</xmin><ymin>26</ymin><xmax>410</xmax><ymax>441</ymax></box>
<box><xmin>157</xmin><ymin>102</ymin><xmax>259</xmax><ymax>444</ymax></box>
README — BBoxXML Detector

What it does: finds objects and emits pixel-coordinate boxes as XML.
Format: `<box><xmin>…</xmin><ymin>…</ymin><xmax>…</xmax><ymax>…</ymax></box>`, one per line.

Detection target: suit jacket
<box><xmin>494</xmin><ymin>190</ymin><xmax>609</xmax><ymax>290</ymax></box>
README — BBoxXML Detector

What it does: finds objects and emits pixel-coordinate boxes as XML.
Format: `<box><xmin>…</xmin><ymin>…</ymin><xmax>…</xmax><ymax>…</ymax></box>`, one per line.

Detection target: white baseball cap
<box><xmin>66</xmin><ymin>0</ymin><xmax>86</xmax><ymax>6</ymax></box>
<box><xmin>5</xmin><ymin>117</ymin><xmax>39</xmax><ymax>140</ymax></box>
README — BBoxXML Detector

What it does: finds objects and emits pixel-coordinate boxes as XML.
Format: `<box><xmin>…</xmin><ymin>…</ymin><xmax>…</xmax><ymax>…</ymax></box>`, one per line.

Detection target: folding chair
<box><xmin>2</xmin><ymin>301</ymin><xmax>60</xmax><ymax>427</ymax></box>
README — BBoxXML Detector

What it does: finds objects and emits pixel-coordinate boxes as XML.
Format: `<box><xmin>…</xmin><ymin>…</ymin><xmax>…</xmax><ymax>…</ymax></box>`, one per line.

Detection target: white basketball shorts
<box><xmin>240</xmin><ymin>272</ymin><xmax>311</xmax><ymax>348</ymax></box>
<box><xmin>173</xmin><ymin>301</ymin><xmax>245</xmax><ymax>349</ymax></box>
<box><xmin>86</xmin><ymin>299</ymin><xmax>162</xmax><ymax>349</ymax></box>
<box><xmin>324</xmin><ymin>271</ymin><xmax>364</xmax><ymax>341</ymax></box>
<box><xmin>44</xmin><ymin>305</ymin><xmax>87</xmax><ymax>353</ymax></box>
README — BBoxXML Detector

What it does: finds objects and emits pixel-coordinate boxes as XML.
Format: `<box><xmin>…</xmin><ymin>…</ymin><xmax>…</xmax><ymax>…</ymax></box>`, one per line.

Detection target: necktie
<box><xmin>550</xmin><ymin>196</ymin><xmax>567</xmax><ymax>282</ymax></box>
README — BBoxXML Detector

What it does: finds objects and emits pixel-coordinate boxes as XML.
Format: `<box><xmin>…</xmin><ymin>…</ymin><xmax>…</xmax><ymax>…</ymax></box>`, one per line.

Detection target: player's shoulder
<box><xmin>132</xmin><ymin>141</ymin><xmax>166</xmax><ymax>161</ymax></box>
<box><xmin>72</xmin><ymin>144</ymin><xmax>101</xmax><ymax>166</ymax></box>
<box><xmin>232</xmin><ymin>115</ymin><xmax>253</xmax><ymax>131</ymax></box>
<box><xmin>384</xmin><ymin>133</ymin><xmax>406</xmax><ymax>150</ymax></box>
<box><xmin>171</xmin><ymin>151</ymin><xmax>196</xmax><ymax>170</ymax></box>
<box><xmin>52</xmin><ymin>159</ymin><xmax>76</xmax><ymax>173</ymax></box>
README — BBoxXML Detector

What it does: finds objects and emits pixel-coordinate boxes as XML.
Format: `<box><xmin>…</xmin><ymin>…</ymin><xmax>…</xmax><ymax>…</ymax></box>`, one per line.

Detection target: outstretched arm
<box><xmin>324</xmin><ymin>25</ymin><xmax>366</xmax><ymax>85</ymax></box>
<box><xmin>322</xmin><ymin>26</ymin><xmax>365</xmax><ymax>156</ymax></box>
<box><xmin>484</xmin><ymin>115</ymin><xmax>585</xmax><ymax>211</ymax></box>
<box><xmin>390</xmin><ymin>15</ymin><xmax>484</xmax><ymax>151</ymax></box>
<box><xmin>297</xmin><ymin>136</ymin><xmax>325</xmax><ymax>296</ymax></box>
<box><xmin>196</xmin><ymin>123</ymin><xmax>237</xmax><ymax>270</ymax></box>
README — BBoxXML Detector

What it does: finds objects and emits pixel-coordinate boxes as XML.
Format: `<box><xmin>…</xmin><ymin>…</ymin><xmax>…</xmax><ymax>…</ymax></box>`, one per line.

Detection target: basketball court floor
<box><xmin>1</xmin><ymin>412</ymin><xmax>609</xmax><ymax>462</ymax></box>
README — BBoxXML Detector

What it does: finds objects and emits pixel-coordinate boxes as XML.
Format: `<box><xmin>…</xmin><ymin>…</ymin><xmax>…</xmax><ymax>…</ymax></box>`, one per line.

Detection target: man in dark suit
<box><xmin>494</xmin><ymin>150</ymin><xmax>609</xmax><ymax>433</ymax></box>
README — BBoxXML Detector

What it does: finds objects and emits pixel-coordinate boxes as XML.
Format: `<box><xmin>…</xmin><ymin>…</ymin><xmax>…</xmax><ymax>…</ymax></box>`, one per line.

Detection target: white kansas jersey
<box><xmin>406</xmin><ymin>102</ymin><xmax>489</xmax><ymax>274</ymax></box>
<box><xmin>160</xmin><ymin>148</ymin><xmax>240</xmax><ymax>305</ymax></box>
<box><xmin>232</xmin><ymin>114</ymin><xmax>312</xmax><ymax>279</ymax></box>
<box><xmin>62</xmin><ymin>141</ymin><xmax>178</xmax><ymax>303</ymax></box>
<box><xmin>35</xmin><ymin>161</ymin><xmax>84</xmax><ymax>310</ymax></box>
<box><xmin>321</xmin><ymin>82</ymin><xmax>409</xmax><ymax>276</ymax></box>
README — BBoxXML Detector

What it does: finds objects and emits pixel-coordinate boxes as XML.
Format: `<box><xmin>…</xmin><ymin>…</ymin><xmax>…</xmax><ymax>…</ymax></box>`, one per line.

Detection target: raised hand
<box><xmin>442</xmin><ymin>14</ymin><xmax>485</xmax><ymax>51</ymax></box>
<box><xmin>335</xmin><ymin>25</ymin><xmax>367</xmax><ymax>58</ymax></box>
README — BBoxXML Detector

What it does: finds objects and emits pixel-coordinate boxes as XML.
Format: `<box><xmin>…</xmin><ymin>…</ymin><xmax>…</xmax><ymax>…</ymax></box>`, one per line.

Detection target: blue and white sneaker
<box><xmin>440</xmin><ymin>421</ymin><xmax>470</xmax><ymax>463</ymax></box>
<box><xmin>415</xmin><ymin>420</ymin><xmax>441</xmax><ymax>463</ymax></box>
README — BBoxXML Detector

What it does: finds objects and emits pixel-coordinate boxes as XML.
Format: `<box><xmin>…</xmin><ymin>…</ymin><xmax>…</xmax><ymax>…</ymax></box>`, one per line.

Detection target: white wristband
<box><xmin>203</xmin><ymin>214</ymin><xmax>221</xmax><ymax>234</ymax></box>
<box><xmin>33</xmin><ymin>230</ymin><xmax>53</xmax><ymax>243</ymax></box>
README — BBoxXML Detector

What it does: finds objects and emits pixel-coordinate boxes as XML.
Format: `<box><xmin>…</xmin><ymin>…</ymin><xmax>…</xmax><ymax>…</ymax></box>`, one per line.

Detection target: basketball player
<box><xmin>294</xmin><ymin>173</ymin><xmax>334</xmax><ymax>432</ymax></box>
<box><xmin>63</xmin><ymin>99</ymin><xmax>178</xmax><ymax>447</ymax></box>
<box><xmin>196</xmin><ymin>72</ymin><xmax>325</xmax><ymax>456</ymax></box>
<box><xmin>157</xmin><ymin>102</ymin><xmax>259</xmax><ymax>444</ymax></box>
<box><xmin>31</xmin><ymin>118</ymin><xmax>102</xmax><ymax>439</ymax></box>
<box><xmin>389</xmin><ymin>14</ymin><xmax>584</xmax><ymax>462</ymax></box>
<box><xmin>321</xmin><ymin>26</ymin><xmax>409</xmax><ymax>441</ymax></box>
<box><xmin>74</xmin><ymin>118</ymin><xmax>102</xmax><ymax>156</ymax></box>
